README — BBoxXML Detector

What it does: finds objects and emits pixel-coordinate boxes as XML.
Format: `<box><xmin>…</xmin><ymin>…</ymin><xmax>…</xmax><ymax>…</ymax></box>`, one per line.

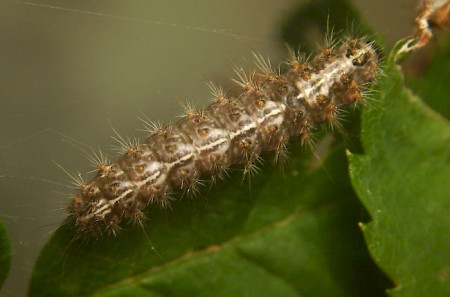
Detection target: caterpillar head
<box><xmin>341</xmin><ymin>39</ymin><xmax>380</xmax><ymax>85</ymax></box>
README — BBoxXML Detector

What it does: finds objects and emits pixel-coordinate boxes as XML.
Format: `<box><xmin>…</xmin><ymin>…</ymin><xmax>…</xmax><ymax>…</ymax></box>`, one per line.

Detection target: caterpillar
<box><xmin>68</xmin><ymin>37</ymin><xmax>380</xmax><ymax>238</ymax></box>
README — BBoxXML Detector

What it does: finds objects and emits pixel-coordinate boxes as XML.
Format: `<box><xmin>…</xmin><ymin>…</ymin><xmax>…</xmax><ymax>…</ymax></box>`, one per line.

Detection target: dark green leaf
<box><xmin>0</xmin><ymin>220</ymin><xmax>11</xmax><ymax>289</ymax></box>
<box><xmin>348</xmin><ymin>57</ymin><xmax>450</xmax><ymax>296</ymax></box>
<box><xmin>280</xmin><ymin>0</ymin><xmax>375</xmax><ymax>52</ymax></box>
<box><xmin>30</xmin><ymin>144</ymin><xmax>389</xmax><ymax>296</ymax></box>
<box><xmin>407</xmin><ymin>37</ymin><xmax>450</xmax><ymax>120</ymax></box>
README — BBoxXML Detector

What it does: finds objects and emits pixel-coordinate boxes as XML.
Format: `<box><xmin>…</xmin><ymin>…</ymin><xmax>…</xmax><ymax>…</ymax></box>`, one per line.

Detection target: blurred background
<box><xmin>0</xmin><ymin>0</ymin><xmax>419</xmax><ymax>296</ymax></box>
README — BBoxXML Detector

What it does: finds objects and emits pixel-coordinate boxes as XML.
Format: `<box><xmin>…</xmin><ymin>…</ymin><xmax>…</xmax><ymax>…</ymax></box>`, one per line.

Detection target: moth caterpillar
<box><xmin>67</xmin><ymin>37</ymin><xmax>380</xmax><ymax>238</ymax></box>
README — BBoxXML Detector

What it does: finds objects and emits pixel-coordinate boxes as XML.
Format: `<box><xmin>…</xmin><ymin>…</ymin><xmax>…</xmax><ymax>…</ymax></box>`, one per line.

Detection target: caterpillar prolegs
<box><xmin>68</xmin><ymin>37</ymin><xmax>380</xmax><ymax>237</ymax></box>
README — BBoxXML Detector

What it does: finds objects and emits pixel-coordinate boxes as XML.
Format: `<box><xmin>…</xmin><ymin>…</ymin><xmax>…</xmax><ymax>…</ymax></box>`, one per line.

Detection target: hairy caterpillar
<box><xmin>67</xmin><ymin>37</ymin><xmax>380</xmax><ymax>238</ymax></box>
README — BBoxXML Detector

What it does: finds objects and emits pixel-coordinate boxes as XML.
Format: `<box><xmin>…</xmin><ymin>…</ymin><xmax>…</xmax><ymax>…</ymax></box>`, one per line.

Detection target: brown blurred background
<box><xmin>0</xmin><ymin>0</ymin><xmax>419</xmax><ymax>296</ymax></box>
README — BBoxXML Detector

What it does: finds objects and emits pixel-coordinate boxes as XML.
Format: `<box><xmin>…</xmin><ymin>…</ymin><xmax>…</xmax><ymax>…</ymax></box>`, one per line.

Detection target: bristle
<box><xmin>138</xmin><ymin>116</ymin><xmax>165</xmax><ymax>134</ymax></box>
<box><xmin>253</xmin><ymin>52</ymin><xmax>276</xmax><ymax>77</ymax></box>
<box><xmin>206</xmin><ymin>81</ymin><xmax>228</xmax><ymax>103</ymax></box>
<box><xmin>86</xmin><ymin>149</ymin><xmax>110</xmax><ymax>171</ymax></box>
<box><xmin>53</xmin><ymin>161</ymin><xmax>85</xmax><ymax>189</ymax></box>
<box><xmin>111</xmin><ymin>127</ymin><xmax>139</xmax><ymax>154</ymax></box>
<box><xmin>232</xmin><ymin>66</ymin><xmax>258</xmax><ymax>90</ymax></box>
<box><xmin>180</xmin><ymin>100</ymin><xmax>198</xmax><ymax>118</ymax></box>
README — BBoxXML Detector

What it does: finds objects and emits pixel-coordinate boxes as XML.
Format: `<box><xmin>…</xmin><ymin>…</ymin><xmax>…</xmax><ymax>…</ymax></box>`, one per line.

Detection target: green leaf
<box><xmin>0</xmin><ymin>219</ymin><xmax>11</xmax><ymax>289</ymax></box>
<box><xmin>407</xmin><ymin>37</ymin><xmax>450</xmax><ymax>120</ymax></box>
<box><xmin>348</xmin><ymin>56</ymin><xmax>450</xmax><ymax>295</ymax></box>
<box><xmin>280</xmin><ymin>0</ymin><xmax>375</xmax><ymax>52</ymax></box>
<box><xmin>29</xmin><ymin>144</ymin><xmax>390</xmax><ymax>296</ymax></box>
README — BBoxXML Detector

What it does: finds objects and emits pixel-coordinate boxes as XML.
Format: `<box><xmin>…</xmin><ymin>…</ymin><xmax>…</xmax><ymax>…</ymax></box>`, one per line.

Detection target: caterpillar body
<box><xmin>68</xmin><ymin>37</ymin><xmax>380</xmax><ymax>237</ymax></box>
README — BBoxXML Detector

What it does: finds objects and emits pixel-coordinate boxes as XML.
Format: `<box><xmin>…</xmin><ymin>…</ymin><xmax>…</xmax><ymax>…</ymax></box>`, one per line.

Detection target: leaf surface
<box><xmin>0</xmin><ymin>220</ymin><xmax>11</xmax><ymax>289</ymax></box>
<box><xmin>407</xmin><ymin>38</ymin><xmax>450</xmax><ymax>120</ymax></box>
<box><xmin>29</xmin><ymin>144</ymin><xmax>390</xmax><ymax>296</ymax></box>
<box><xmin>348</xmin><ymin>47</ymin><xmax>450</xmax><ymax>296</ymax></box>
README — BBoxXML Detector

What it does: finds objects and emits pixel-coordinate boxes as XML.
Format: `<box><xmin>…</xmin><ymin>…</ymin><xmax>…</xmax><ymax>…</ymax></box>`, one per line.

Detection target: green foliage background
<box><xmin>0</xmin><ymin>220</ymin><xmax>11</xmax><ymax>289</ymax></box>
<box><xmin>348</xmin><ymin>54</ymin><xmax>450</xmax><ymax>296</ymax></box>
